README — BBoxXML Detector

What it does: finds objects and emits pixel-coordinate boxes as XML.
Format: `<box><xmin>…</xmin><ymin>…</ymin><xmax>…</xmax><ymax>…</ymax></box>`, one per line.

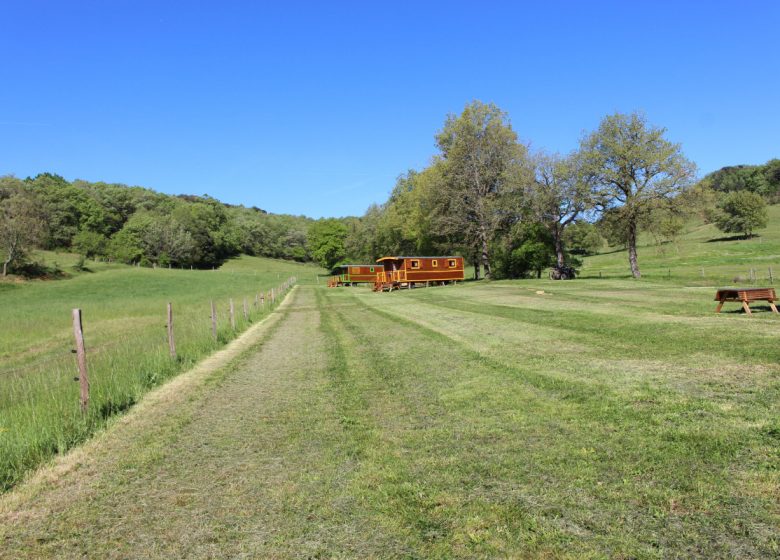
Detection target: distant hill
<box><xmin>0</xmin><ymin>173</ymin><xmax>315</xmax><ymax>271</ymax></box>
<box><xmin>701</xmin><ymin>159</ymin><xmax>780</xmax><ymax>201</ymax></box>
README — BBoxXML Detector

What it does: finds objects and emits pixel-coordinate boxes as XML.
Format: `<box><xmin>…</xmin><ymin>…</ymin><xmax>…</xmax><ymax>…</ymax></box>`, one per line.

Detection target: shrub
<box><xmin>712</xmin><ymin>191</ymin><xmax>768</xmax><ymax>238</ymax></box>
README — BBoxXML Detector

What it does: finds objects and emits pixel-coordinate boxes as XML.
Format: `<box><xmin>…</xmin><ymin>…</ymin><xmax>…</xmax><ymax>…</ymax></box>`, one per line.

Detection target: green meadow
<box><xmin>1</xmin><ymin>281</ymin><xmax>778</xmax><ymax>558</ymax></box>
<box><xmin>581</xmin><ymin>204</ymin><xmax>780</xmax><ymax>284</ymax></box>
<box><xmin>0</xmin><ymin>255</ymin><xmax>321</xmax><ymax>490</ymax></box>
<box><xmin>1</xmin><ymin>215</ymin><xmax>780</xmax><ymax>558</ymax></box>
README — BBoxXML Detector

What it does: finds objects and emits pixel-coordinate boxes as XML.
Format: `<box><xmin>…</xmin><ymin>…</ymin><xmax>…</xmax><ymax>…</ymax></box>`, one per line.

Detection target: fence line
<box><xmin>70</xmin><ymin>276</ymin><xmax>296</xmax><ymax>412</ymax></box>
<box><xmin>1</xmin><ymin>277</ymin><xmax>298</xmax><ymax>415</ymax></box>
<box><xmin>581</xmin><ymin>265</ymin><xmax>778</xmax><ymax>284</ymax></box>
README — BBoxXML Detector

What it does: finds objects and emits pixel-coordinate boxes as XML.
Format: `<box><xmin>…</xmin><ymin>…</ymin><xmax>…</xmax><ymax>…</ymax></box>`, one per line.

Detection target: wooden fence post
<box><xmin>243</xmin><ymin>297</ymin><xmax>249</xmax><ymax>321</ymax></box>
<box><xmin>167</xmin><ymin>302</ymin><xmax>176</xmax><ymax>358</ymax></box>
<box><xmin>229</xmin><ymin>298</ymin><xmax>236</xmax><ymax>329</ymax></box>
<box><xmin>211</xmin><ymin>300</ymin><xmax>218</xmax><ymax>341</ymax></box>
<box><xmin>72</xmin><ymin>309</ymin><xmax>89</xmax><ymax>413</ymax></box>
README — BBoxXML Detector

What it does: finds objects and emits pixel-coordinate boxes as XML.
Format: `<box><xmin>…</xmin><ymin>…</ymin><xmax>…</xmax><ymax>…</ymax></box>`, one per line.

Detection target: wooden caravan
<box><xmin>373</xmin><ymin>256</ymin><xmax>464</xmax><ymax>291</ymax></box>
<box><xmin>328</xmin><ymin>264</ymin><xmax>381</xmax><ymax>287</ymax></box>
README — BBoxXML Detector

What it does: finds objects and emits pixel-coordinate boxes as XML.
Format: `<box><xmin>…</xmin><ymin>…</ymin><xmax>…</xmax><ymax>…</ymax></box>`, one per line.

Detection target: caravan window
<box><xmin>448</xmin><ymin>259</ymin><xmax>457</xmax><ymax>268</ymax></box>
<box><xmin>410</xmin><ymin>260</ymin><xmax>420</xmax><ymax>269</ymax></box>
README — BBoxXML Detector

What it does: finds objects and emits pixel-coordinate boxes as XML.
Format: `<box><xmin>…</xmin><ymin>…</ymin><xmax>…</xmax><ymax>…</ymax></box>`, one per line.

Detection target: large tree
<box><xmin>525</xmin><ymin>151</ymin><xmax>594</xmax><ymax>276</ymax></box>
<box><xmin>580</xmin><ymin>112</ymin><xmax>697</xmax><ymax>278</ymax></box>
<box><xmin>0</xmin><ymin>191</ymin><xmax>45</xmax><ymax>276</ymax></box>
<box><xmin>712</xmin><ymin>190</ymin><xmax>768</xmax><ymax>238</ymax></box>
<box><xmin>434</xmin><ymin>101</ymin><xmax>529</xmax><ymax>279</ymax></box>
<box><xmin>307</xmin><ymin>218</ymin><xmax>348</xmax><ymax>269</ymax></box>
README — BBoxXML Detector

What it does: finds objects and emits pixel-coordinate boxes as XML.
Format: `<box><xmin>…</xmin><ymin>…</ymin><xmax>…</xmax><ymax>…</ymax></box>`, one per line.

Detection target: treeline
<box><xmin>323</xmin><ymin>102</ymin><xmax>776</xmax><ymax>279</ymax></box>
<box><xmin>2</xmin><ymin>103</ymin><xmax>776</xmax><ymax>280</ymax></box>
<box><xmin>0</xmin><ymin>173</ymin><xmax>312</xmax><ymax>275</ymax></box>
<box><xmin>702</xmin><ymin>160</ymin><xmax>780</xmax><ymax>201</ymax></box>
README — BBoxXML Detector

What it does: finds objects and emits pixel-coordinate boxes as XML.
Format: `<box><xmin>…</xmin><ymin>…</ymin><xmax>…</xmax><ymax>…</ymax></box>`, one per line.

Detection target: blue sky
<box><xmin>1</xmin><ymin>1</ymin><xmax>778</xmax><ymax>218</ymax></box>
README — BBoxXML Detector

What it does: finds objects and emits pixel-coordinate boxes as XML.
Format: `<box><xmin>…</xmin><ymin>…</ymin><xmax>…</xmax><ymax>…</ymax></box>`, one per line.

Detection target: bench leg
<box><xmin>769</xmin><ymin>300</ymin><xmax>779</xmax><ymax>313</ymax></box>
<box><xmin>742</xmin><ymin>301</ymin><xmax>753</xmax><ymax>315</ymax></box>
<box><xmin>715</xmin><ymin>300</ymin><xmax>724</xmax><ymax>313</ymax></box>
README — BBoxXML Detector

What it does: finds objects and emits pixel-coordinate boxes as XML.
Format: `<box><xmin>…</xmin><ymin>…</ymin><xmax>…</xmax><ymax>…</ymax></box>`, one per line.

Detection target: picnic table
<box><xmin>714</xmin><ymin>287</ymin><xmax>778</xmax><ymax>315</ymax></box>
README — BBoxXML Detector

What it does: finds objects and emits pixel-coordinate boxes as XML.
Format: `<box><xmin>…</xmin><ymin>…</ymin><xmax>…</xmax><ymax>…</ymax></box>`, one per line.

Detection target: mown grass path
<box><xmin>1</xmin><ymin>283</ymin><xmax>778</xmax><ymax>558</ymax></box>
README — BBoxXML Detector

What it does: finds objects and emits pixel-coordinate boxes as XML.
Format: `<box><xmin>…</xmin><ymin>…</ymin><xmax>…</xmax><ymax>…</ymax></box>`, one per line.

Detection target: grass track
<box><xmin>1</xmin><ymin>282</ymin><xmax>778</xmax><ymax>558</ymax></box>
<box><xmin>0</xmin><ymin>255</ymin><xmax>316</xmax><ymax>491</ymax></box>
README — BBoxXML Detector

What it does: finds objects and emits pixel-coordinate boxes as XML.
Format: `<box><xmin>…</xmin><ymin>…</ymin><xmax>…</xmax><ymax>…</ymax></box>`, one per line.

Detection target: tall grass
<box><xmin>0</xmin><ymin>255</ymin><xmax>321</xmax><ymax>490</ymax></box>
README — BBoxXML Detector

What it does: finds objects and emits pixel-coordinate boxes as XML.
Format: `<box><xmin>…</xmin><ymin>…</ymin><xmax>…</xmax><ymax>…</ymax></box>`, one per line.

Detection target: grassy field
<box><xmin>581</xmin><ymin>204</ymin><xmax>780</xmax><ymax>284</ymax></box>
<box><xmin>2</xmin><ymin>281</ymin><xmax>777</xmax><ymax>558</ymax></box>
<box><xmin>0</xmin><ymin>254</ymin><xmax>321</xmax><ymax>490</ymax></box>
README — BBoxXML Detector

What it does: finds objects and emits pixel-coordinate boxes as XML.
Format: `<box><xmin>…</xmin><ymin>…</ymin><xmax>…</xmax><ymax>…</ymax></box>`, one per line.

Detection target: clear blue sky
<box><xmin>1</xmin><ymin>1</ymin><xmax>778</xmax><ymax>218</ymax></box>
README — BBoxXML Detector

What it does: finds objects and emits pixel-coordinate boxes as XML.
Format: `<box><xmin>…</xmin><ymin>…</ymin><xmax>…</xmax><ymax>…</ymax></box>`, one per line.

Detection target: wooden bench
<box><xmin>714</xmin><ymin>287</ymin><xmax>778</xmax><ymax>315</ymax></box>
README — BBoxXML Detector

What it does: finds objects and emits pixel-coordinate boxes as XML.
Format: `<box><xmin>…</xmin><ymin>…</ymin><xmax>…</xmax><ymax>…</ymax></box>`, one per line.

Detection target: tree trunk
<box><xmin>3</xmin><ymin>238</ymin><xmax>17</xmax><ymax>277</ymax></box>
<box><xmin>479</xmin><ymin>225</ymin><xmax>491</xmax><ymax>279</ymax></box>
<box><xmin>473</xmin><ymin>255</ymin><xmax>481</xmax><ymax>280</ymax></box>
<box><xmin>627</xmin><ymin>218</ymin><xmax>641</xmax><ymax>278</ymax></box>
<box><xmin>554</xmin><ymin>232</ymin><xmax>565</xmax><ymax>269</ymax></box>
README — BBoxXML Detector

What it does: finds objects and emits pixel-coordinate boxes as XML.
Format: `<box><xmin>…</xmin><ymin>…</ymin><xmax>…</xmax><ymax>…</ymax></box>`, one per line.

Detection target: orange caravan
<box><xmin>327</xmin><ymin>264</ymin><xmax>381</xmax><ymax>287</ymax></box>
<box><xmin>373</xmin><ymin>256</ymin><xmax>464</xmax><ymax>292</ymax></box>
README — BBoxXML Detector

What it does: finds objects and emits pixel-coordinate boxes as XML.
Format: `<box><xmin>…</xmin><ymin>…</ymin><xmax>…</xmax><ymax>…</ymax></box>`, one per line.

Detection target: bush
<box><xmin>73</xmin><ymin>255</ymin><xmax>88</xmax><ymax>271</ymax></box>
<box><xmin>712</xmin><ymin>191</ymin><xmax>768</xmax><ymax>238</ymax></box>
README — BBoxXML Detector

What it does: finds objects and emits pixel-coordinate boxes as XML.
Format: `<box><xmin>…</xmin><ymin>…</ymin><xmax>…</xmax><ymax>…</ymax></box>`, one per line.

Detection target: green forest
<box><xmin>2</xmin><ymin>102</ymin><xmax>778</xmax><ymax>280</ymax></box>
<box><xmin>0</xmin><ymin>173</ymin><xmax>313</xmax><ymax>274</ymax></box>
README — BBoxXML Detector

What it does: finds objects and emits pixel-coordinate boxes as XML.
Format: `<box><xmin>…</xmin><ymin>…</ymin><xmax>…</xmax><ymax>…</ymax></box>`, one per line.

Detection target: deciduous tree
<box><xmin>526</xmin><ymin>151</ymin><xmax>594</xmax><ymax>274</ymax></box>
<box><xmin>434</xmin><ymin>101</ymin><xmax>530</xmax><ymax>279</ymax></box>
<box><xmin>580</xmin><ymin>112</ymin><xmax>697</xmax><ymax>278</ymax></box>
<box><xmin>307</xmin><ymin>218</ymin><xmax>348</xmax><ymax>269</ymax></box>
<box><xmin>0</xmin><ymin>192</ymin><xmax>45</xmax><ymax>276</ymax></box>
<box><xmin>713</xmin><ymin>190</ymin><xmax>768</xmax><ymax>238</ymax></box>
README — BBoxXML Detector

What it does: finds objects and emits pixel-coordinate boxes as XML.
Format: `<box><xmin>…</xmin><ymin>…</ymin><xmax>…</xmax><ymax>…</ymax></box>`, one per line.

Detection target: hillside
<box><xmin>0</xmin><ymin>173</ymin><xmax>314</xmax><ymax>274</ymax></box>
<box><xmin>581</xmin><ymin>204</ymin><xmax>780</xmax><ymax>285</ymax></box>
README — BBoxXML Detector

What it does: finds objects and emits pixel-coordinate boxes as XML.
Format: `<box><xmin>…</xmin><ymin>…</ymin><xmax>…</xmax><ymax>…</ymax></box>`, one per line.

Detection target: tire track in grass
<box><xmin>331</xmin><ymin>288</ymin><xmax>779</xmax><ymax>558</ymax></box>
<box><xmin>315</xmin><ymin>287</ymin><xmax>436</xmax><ymax>558</ymax></box>
<box><xmin>365</xmin><ymin>292</ymin><xmax>780</xmax><ymax>417</ymax></box>
<box><xmin>410</xmin><ymin>290</ymin><xmax>780</xmax><ymax>365</ymax></box>
<box><xmin>318</xmin><ymin>288</ymin><xmax>620</xmax><ymax>558</ymax></box>
<box><xmin>356</xmin><ymin>291</ymin><xmax>758</xmax><ymax>457</ymax></box>
<box><xmin>396</xmin><ymin>289</ymin><xmax>780</xmax><ymax>428</ymax></box>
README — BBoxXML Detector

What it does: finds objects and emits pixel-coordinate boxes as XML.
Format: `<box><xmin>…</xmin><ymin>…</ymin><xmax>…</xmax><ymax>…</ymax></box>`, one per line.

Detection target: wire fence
<box><xmin>0</xmin><ymin>276</ymin><xmax>297</xmax><ymax>400</ymax></box>
<box><xmin>579</xmin><ymin>264</ymin><xmax>778</xmax><ymax>286</ymax></box>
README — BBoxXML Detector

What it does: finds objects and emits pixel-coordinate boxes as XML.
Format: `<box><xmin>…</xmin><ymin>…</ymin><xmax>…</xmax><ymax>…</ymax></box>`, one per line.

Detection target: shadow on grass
<box><xmin>17</xmin><ymin>261</ymin><xmax>69</xmax><ymax>280</ymax></box>
<box><xmin>99</xmin><ymin>396</ymin><xmax>137</xmax><ymax>419</ymax></box>
<box><xmin>592</xmin><ymin>246</ymin><xmax>628</xmax><ymax>256</ymax></box>
<box><xmin>705</xmin><ymin>234</ymin><xmax>756</xmax><ymax>243</ymax></box>
<box><xmin>719</xmin><ymin>304</ymin><xmax>778</xmax><ymax>314</ymax></box>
